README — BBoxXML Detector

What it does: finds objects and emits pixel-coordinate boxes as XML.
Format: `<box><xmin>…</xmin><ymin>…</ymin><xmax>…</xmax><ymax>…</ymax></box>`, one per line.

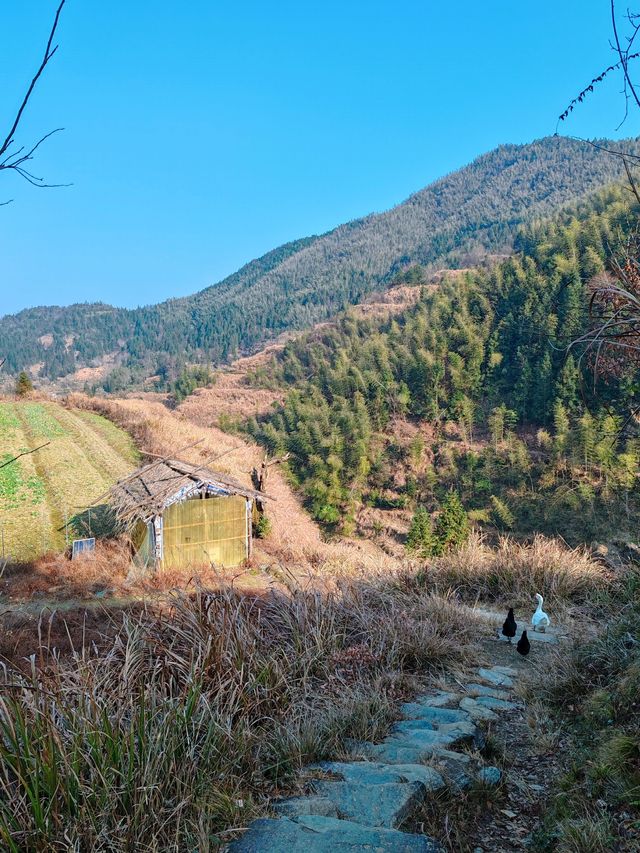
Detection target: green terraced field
<box><xmin>0</xmin><ymin>401</ymin><xmax>139</xmax><ymax>561</ymax></box>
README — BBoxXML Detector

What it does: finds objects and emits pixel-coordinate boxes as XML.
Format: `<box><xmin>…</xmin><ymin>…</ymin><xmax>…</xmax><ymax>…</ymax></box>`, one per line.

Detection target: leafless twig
<box><xmin>0</xmin><ymin>442</ymin><xmax>51</xmax><ymax>471</ymax></box>
<box><xmin>0</xmin><ymin>0</ymin><xmax>69</xmax><ymax>202</ymax></box>
<box><xmin>558</xmin><ymin>2</ymin><xmax>640</xmax><ymax>127</ymax></box>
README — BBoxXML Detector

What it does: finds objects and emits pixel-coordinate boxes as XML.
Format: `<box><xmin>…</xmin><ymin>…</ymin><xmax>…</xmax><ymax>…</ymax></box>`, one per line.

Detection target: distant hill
<box><xmin>1</xmin><ymin>135</ymin><xmax>638</xmax><ymax>384</ymax></box>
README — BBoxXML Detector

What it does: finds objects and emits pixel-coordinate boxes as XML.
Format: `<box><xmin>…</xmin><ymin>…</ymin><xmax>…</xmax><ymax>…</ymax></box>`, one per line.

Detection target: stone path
<box><xmin>227</xmin><ymin>664</ymin><xmax>521</xmax><ymax>852</ymax></box>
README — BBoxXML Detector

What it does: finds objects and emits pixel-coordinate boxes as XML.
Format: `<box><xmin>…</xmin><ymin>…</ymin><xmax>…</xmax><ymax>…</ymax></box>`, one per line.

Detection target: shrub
<box><xmin>254</xmin><ymin>513</ymin><xmax>272</xmax><ymax>539</ymax></box>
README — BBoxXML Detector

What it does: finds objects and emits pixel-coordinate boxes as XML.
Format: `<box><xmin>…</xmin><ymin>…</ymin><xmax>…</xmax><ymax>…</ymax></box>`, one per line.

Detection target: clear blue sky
<box><xmin>0</xmin><ymin>1</ymin><xmax>637</xmax><ymax>317</ymax></box>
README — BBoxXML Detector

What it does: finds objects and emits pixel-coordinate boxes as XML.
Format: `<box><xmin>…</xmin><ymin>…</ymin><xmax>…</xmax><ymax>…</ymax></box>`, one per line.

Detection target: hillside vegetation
<box><xmin>2</xmin><ymin>136</ymin><xmax>638</xmax><ymax>386</ymax></box>
<box><xmin>0</xmin><ymin>401</ymin><xmax>138</xmax><ymax>560</ymax></box>
<box><xmin>242</xmin><ymin>186</ymin><xmax>640</xmax><ymax>546</ymax></box>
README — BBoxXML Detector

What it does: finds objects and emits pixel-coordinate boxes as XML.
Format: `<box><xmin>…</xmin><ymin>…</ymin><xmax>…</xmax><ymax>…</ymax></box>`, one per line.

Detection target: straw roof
<box><xmin>109</xmin><ymin>457</ymin><xmax>269</xmax><ymax>523</ymax></box>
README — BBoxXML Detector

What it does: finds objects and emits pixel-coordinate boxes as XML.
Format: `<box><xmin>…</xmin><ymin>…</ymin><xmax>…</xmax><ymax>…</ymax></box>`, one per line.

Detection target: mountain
<box><xmin>244</xmin><ymin>185</ymin><xmax>640</xmax><ymax>544</ymax></box>
<box><xmin>1</xmin><ymin>135</ymin><xmax>638</xmax><ymax>384</ymax></box>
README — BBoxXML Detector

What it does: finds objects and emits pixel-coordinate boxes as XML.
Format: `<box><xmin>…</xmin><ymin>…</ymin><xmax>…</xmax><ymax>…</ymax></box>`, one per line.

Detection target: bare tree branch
<box><xmin>558</xmin><ymin>2</ymin><xmax>640</xmax><ymax>126</ymax></box>
<box><xmin>0</xmin><ymin>442</ymin><xmax>51</xmax><ymax>471</ymax></box>
<box><xmin>0</xmin><ymin>1</ymin><xmax>69</xmax><ymax>202</ymax></box>
<box><xmin>610</xmin><ymin>0</ymin><xmax>640</xmax><ymax>113</ymax></box>
<box><xmin>558</xmin><ymin>50</ymin><xmax>640</xmax><ymax>123</ymax></box>
<box><xmin>622</xmin><ymin>156</ymin><xmax>640</xmax><ymax>204</ymax></box>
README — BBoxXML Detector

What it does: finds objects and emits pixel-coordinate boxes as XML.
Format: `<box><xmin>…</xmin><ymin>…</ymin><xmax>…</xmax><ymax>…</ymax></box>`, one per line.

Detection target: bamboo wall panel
<box><xmin>162</xmin><ymin>495</ymin><xmax>248</xmax><ymax>568</ymax></box>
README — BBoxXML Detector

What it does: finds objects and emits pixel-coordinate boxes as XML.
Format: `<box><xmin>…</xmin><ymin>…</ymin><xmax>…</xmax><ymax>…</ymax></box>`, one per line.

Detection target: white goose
<box><xmin>532</xmin><ymin>593</ymin><xmax>550</xmax><ymax>632</ymax></box>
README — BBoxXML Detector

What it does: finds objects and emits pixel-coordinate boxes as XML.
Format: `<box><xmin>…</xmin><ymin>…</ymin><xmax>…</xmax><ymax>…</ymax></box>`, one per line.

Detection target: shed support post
<box><xmin>246</xmin><ymin>499</ymin><xmax>252</xmax><ymax>559</ymax></box>
<box><xmin>153</xmin><ymin>515</ymin><xmax>164</xmax><ymax>568</ymax></box>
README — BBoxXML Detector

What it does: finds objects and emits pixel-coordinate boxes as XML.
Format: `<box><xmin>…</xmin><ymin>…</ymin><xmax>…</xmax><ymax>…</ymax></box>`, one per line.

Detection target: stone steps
<box><xmin>228</xmin><ymin>815</ymin><xmax>443</xmax><ymax>852</ymax></box>
<box><xmin>226</xmin><ymin>665</ymin><xmax>519</xmax><ymax>852</ymax></box>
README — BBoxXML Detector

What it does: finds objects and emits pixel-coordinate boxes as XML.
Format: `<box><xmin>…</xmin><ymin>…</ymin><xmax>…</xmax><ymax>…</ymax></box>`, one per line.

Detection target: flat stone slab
<box><xmin>439</xmin><ymin>720</ymin><xmax>485</xmax><ymax>749</ymax></box>
<box><xmin>228</xmin><ymin>815</ymin><xmax>443</xmax><ymax>852</ymax></box>
<box><xmin>351</xmin><ymin>741</ymin><xmax>440</xmax><ymax>764</ymax></box>
<box><xmin>388</xmin><ymin>725</ymin><xmax>448</xmax><ymax>742</ymax></box>
<box><xmin>475</xmin><ymin>696</ymin><xmax>518</xmax><ymax>712</ymax></box>
<box><xmin>394</xmin><ymin>716</ymin><xmax>473</xmax><ymax>738</ymax></box>
<box><xmin>392</xmin><ymin>718</ymin><xmax>479</xmax><ymax>748</ymax></box>
<box><xmin>419</xmin><ymin>691</ymin><xmax>460</xmax><ymax>707</ymax></box>
<box><xmin>459</xmin><ymin>697</ymin><xmax>499</xmax><ymax>721</ymax></box>
<box><xmin>311</xmin><ymin>779</ymin><xmax>425</xmax><ymax>829</ymax></box>
<box><xmin>491</xmin><ymin>665</ymin><xmax>517</xmax><ymax>675</ymax></box>
<box><xmin>435</xmin><ymin>720</ymin><xmax>477</xmax><ymax>737</ymax></box>
<box><xmin>385</xmin><ymin>720</ymin><xmax>468</xmax><ymax>749</ymax></box>
<box><xmin>464</xmin><ymin>683</ymin><xmax>512</xmax><ymax>699</ymax></box>
<box><xmin>477</xmin><ymin>668</ymin><xmax>515</xmax><ymax>688</ymax></box>
<box><xmin>431</xmin><ymin>749</ymin><xmax>473</xmax><ymax>790</ymax></box>
<box><xmin>400</xmin><ymin>704</ymin><xmax>470</xmax><ymax>725</ymax></box>
<box><xmin>432</xmin><ymin>747</ymin><xmax>472</xmax><ymax>765</ymax></box>
<box><xmin>311</xmin><ymin>761</ymin><xmax>445</xmax><ymax>790</ymax></box>
<box><xmin>273</xmin><ymin>796</ymin><xmax>338</xmax><ymax>818</ymax></box>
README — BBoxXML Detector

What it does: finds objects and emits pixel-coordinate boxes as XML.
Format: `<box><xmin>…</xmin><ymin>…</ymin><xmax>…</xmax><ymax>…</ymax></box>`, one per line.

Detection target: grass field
<box><xmin>0</xmin><ymin>401</ymin><xmax>139</xmax><ymax>561</ymax></box>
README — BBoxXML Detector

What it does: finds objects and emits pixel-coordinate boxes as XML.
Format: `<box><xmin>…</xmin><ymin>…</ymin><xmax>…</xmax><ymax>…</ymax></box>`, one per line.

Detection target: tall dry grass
<box><xmin>0</xmin><ymin>569</ymin><xmax>477</xmax><ymax>852</ymax></box>
<box><xmin>416</xmin><ymin>532</ymin><xmax>609</xmax><ymax>605</ymax></box>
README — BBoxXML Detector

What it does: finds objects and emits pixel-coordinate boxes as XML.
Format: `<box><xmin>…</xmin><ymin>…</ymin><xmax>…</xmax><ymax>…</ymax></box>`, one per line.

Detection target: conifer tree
<box><xmin>553</xmin><ymin>400</ymin><xmax>570</xmax><ymax>457</ymax></box>
<box><xmin>490</xmin><ymin>495</ymin><xmax>515</xmax><ymax>529</ymax></box>
<box><xmin>575</xmin><ymin>411</ymin><xmax>596</xmax><ymax>471</ymax></box>
<box><xmin>434</xmin><ymin>492</ymin><xmax>469</xmax><ymax>554</ymax></box>
<box><xmin>554</xmin><ymin>355</ymin><xmax>580</xmax><ymax>412</ymax></box>
<box><xmin>406</xmin><ymin>506</ymin><xmax>435</xmax><ymax>557</ymax></box>
<box><xmin>488</xmin><ymin>405</ymin><xmax>506</xmax><ymax>448</ymax></box>
<box><xmin>15</xmin><ymin>371</ymin><xmax>33</xmax><ymax>397</ymax></box>
<box><xmin>532</xmin><ymin>351</ymin><xmax>553</xmax><ymax>420</ymax></box>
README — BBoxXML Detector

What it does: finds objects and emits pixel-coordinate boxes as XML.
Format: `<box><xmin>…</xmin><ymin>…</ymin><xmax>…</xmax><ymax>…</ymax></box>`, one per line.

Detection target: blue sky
<box><xmin>0</xmin><ymin>1</ymin><xmax>637</xmax><ymax>316</ymax></box>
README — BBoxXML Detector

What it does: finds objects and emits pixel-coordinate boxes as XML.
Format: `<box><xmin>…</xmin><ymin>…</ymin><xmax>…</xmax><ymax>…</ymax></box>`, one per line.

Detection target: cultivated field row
<box><xmin>0</xmin><ymin>402</ymin><xmax>138</xmax><ymax>562</ymax></box>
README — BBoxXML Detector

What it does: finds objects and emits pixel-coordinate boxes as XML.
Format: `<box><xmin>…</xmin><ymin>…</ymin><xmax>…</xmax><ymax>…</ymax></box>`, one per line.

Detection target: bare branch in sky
<box><xmin>0</xmin><ymin>0</ymin><xmax>70</xmax><ymax>202</ymax></box>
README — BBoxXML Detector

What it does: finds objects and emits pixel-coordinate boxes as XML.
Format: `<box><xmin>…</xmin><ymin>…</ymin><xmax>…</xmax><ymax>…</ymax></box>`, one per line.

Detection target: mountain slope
<box><xmin>1</xmin><ymin>135</ymin><xmax>638</xmax><ymax>382</ymax></box>
<box><xmin>243</xmin><ymin>185</ymin><xmax>640</xmax><ymax>544</ymax></box>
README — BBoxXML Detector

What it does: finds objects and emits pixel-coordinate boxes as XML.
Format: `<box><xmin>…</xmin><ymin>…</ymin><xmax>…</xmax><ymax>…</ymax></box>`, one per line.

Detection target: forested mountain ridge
<box><xmin>2</xmin><ymin>135</ymin><xmax>639</xmax><ymax>385</ymax></box>
<box><xmin>243</xmin><ymin>186</ymin><xmax>640</xmax><ymax>545</ymax></box>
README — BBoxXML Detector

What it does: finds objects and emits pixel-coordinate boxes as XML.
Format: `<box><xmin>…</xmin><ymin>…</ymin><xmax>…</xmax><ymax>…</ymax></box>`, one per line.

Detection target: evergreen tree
<box><xmin>490</xmin><ymin>495</ymin><xmax>515</xmax><ymax>529</ymax></box>
<box><xmin>532</xmin><ymin>351</ymin><xmax>553</xmax><ymax>420</ymax></box>
<box><xmin>488</xmin><ymin>405</ymin><xmax>506</xmax><ymax>448</ymax></box>
<box><xmin>434</xmin><ymin>492</ymin><xmax>469</xmax><ymax>553</ymax></box>
<box><xmin>15</xmin><ymin>371</ymin><xmax>33</xmax><ymax>397</ymax></box>
<box><xmin>575</xmin><ymin>411</ymin><xmax>596</xmax><ymax>470</ymax></box>
<box><xmin>553</xmin><ymin>400</ymin><xmax>570</xmax><ymax>456</ymax></box>
<box><xmin>406</xmin><ymin>506</ymin><xmax>435</xmax><ymax>557</ymax></box>
<box><xmin>554</xmin><ymin>355</ymin><xmax>580</xmax><ymax>412</ymax></box>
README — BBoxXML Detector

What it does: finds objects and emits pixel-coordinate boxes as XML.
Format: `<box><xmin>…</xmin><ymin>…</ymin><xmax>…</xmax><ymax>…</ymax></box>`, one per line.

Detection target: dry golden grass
<box><xmin>1</xmin><ymin>539</ymin><xmax>133</xmax><ymax>602</ymax></box>
<box><xmin>181</xmin><ymin>367</ymin><xmax>286</xmax><ymax>423</ymax></box>
<box><xmin>419</xmin><ymin>532</ymin><xmax>609</xmax><ymax>605</ymax></box>
<box><xmin>0</xmin><ymin>565</ymin><xmax>479</xmax><ymax>851</ymax></box>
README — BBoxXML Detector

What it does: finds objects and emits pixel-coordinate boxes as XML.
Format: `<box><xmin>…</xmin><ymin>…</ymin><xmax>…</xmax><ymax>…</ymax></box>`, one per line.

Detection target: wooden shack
<box><xmin>109</xmin><ymin>458</ymin><xmax>269</xmax><ymax>569</ymax></box>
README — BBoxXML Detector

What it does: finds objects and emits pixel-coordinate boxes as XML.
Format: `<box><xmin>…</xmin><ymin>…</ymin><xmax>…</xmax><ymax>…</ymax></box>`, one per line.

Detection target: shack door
<box><xmin>161</xmin><ymin>494</ymin><xmax>249</xmax><ymax>568</ymax></box>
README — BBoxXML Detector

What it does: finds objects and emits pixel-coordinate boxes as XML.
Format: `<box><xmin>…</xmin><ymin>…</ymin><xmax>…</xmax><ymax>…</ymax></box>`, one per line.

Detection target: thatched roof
<box><xmin>109</xmin><ymin>457</ymin><xmax>269</xmax><ymax>523</ymax></box>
